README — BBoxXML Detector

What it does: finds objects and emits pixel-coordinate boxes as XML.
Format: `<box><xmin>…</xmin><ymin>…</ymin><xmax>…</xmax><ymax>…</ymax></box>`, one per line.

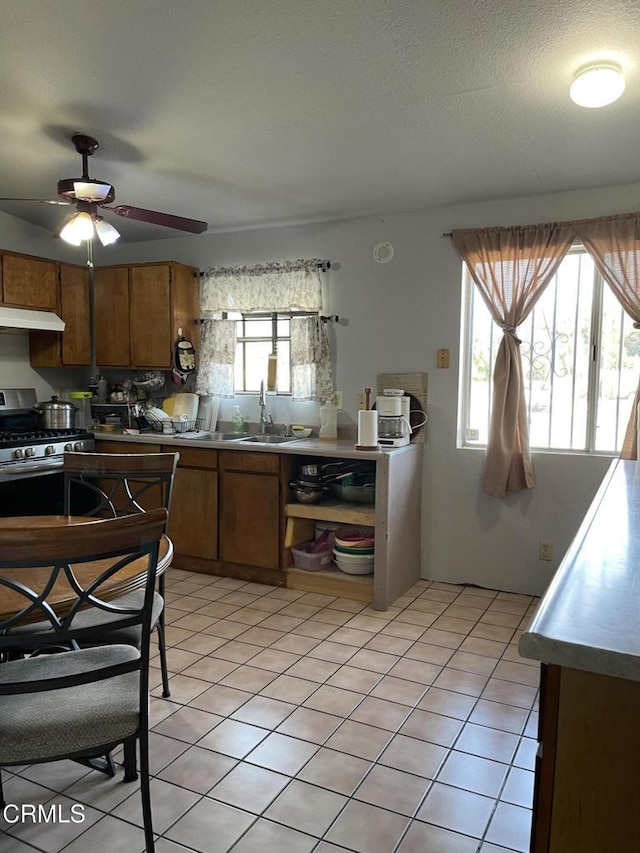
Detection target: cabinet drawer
<box><xmin>95</xmin><ymin>440</ymin><xmax>161</xmax><ymax>454</ymax></box>
<box><xmin>162</xmin><ymin>445</ymin><xmax>217</xmax><ymax>469</ymax></box>
<box><xmin>221</xmin><ymin>450</ymin><xmax>280</xmax><ymax>473</ymax></box>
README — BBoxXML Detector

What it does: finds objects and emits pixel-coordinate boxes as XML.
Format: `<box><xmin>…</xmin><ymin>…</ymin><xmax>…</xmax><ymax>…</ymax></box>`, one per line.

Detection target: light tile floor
<box><xmin>0</xmin><ymin>570</ymin><xmax>540</xmax><ymax>853</ymax></box>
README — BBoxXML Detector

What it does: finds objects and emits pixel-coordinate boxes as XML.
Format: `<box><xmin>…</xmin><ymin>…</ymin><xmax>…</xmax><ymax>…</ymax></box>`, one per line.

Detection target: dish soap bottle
<box><xmin>319</xmin><ymin>400</ymin><xmax>338</xmax><ymax>440</ymax></box>
<box><xmin>231</xmin><ymin>405</ymin><xmax>245</xmax><ymax>434</ymax></box>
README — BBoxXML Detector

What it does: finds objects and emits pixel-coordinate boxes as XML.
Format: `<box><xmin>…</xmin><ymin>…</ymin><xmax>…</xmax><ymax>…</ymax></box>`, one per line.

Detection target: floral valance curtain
<box><xmin>290</xmin><ymin>315</ymin><xmax>334</xmax><ymax>402</ymax></box>
<box><xmin>195</xmin><ymin>319</ymin><xmax>236</xmax><ymax>398</ymax></box>
<box><xmin>579</xmin><ymin>213</ymin><xmax>640</xmax><ymax>459</ymax></box>
<box><xmin>197</xmin><ymin>258</ymin><xmax>331</xmax><ymax>398</ymax></box>
<box><xmin>200</xmin><ymin>259</ymin><xmax>323</xmax><ymax>314</ymax></box>
<box><xmin>452</xmin><ymin>224</ymin><xmax>577</xmax><ymax>497</ymax></box>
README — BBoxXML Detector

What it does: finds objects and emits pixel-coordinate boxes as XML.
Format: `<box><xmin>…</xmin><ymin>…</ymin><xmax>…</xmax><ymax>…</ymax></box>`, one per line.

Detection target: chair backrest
<box><xmin>0</xmin><ymin>508</ymin><xmax>167</xmax><ymax>672</ymax></box>
<box><xmin>63</xmin><ymin>451</ymin><xmax>179</xmax><ymax>519</ymax></box>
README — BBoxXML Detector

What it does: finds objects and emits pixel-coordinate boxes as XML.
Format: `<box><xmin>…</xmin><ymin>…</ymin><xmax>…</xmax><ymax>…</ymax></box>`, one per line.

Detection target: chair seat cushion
<box><xmin>0</xmin><ymin>646</ymin><xmax>140</xmax><ymax>765</ymax></box>
<box><xmin>10</xmin><ymin>591</ymin><xmax>164</xmax><ymax>649</ymax></box>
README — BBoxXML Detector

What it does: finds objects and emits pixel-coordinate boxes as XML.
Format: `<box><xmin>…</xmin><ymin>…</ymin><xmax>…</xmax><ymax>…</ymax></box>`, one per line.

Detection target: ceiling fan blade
<box><xmin>107</xmin><ymin>205</ymin><xmax>208</xmax><ymax>234</ymax></box>
<box><xmin>0</xmin><ymin>197</ymin><xmax>72</xmax><ymax>206</ymax></box>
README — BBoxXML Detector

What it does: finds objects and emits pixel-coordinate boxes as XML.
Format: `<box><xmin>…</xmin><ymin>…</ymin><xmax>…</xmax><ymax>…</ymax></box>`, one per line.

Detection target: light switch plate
<box><xmin>335</xmin><ymin>390</ymin><xmax>343</xmax><ymax>409</ymax></box>
<box><xmin>436</xmin><ymin>348</ymin><xmax>450</xmax><ymax>368</ymax></box>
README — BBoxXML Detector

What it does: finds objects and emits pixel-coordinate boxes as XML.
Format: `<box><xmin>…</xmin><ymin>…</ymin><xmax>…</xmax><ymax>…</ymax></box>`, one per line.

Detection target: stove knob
<box><xmin>73</xmin><ymin>441</ymin><xmax>84</xmax><ymax>451</ymax></box>
<box><xmin>25</xmin><ymin>447</ymin><xmax>35</xmax><ymax>458</ymax></box>
<box><xmin>13</xmin><ymin>448</ymin><xmax>24</xmax><ymax>460</ymax></box>
<box><xmin>44</xmin><ymin>445</ymin><xmax>56</xmax><ymax>456</ymax></box>
<box><xmin>64</xmin><ymin>443</ymin><xmax>74</xmax><ymax>452</ymax></box>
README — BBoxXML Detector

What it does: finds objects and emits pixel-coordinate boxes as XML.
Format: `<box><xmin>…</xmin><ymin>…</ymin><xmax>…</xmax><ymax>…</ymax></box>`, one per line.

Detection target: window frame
<box><xmin>459</xmin><ymin>244</ymin><xmax>637</xmax><ymax>456</ymax></box>
<box><xmin>233</xmin><ymin>309</ymin><xmax>318</xmax><ymax>395</ymax></box>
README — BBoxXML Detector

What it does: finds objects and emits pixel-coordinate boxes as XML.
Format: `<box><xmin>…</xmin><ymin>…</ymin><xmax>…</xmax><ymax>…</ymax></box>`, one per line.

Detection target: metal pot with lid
<box><xmin>32</xmin><ymin>395</ymin><xmax>78</xmax><ymax>429</ymax></box>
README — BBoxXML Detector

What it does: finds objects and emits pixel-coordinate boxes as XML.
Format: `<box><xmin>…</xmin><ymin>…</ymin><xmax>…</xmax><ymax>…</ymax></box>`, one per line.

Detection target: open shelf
<box><xmin>286</xmin><ymin>565</ymin><xmax>373</xmax><ymax>602</ymax></box>
<box><xmin>285</xmin><ymin>500</ymin><xmax>374</xmax><ymax>526</ymax></box>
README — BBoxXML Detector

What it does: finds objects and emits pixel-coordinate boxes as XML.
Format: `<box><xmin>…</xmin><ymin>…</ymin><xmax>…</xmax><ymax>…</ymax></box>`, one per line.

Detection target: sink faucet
<box><xmin>259</xmin><ymin>380</ymin><xmax>268</xmax><ymax>434</ymax></box>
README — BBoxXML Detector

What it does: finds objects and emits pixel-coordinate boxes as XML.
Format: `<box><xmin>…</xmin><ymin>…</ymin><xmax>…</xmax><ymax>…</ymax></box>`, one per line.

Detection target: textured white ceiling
<box><xmin>0</xmin><ymin>0</ymin><xmax>638</xmax><ymax>242</ymax></box>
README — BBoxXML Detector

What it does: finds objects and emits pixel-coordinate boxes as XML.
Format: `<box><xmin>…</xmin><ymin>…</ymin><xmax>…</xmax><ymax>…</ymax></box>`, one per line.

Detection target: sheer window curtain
<box><xmin>579</xmin><ymin>213</ymin><xmax>640</xmax><ymax>459</ymax></box>
<box><xmin>290</xmin><ymin>315</ymin><xmax>334</xmax><ymax>401</ymax></box>
<box><xmin>453</xmin><ymin>224</ymin><xmax>576</xmax><ymax>497</ymax></box>
<box><xmin>195</xmin><ymin>319</ymin><xmax>236</xmax><ymax>398</ymax></box>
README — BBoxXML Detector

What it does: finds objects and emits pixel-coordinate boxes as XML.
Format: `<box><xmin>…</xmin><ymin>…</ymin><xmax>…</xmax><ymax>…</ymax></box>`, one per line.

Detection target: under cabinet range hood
<box><xmin>0</xmin><ymin>306</ymin><xmax>65</xmax><ymax>332</ymax></box>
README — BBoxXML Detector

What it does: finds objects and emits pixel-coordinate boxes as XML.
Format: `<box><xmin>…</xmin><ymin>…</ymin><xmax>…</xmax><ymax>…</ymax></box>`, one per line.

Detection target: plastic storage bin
<box><xmin>291</xmin><ymin>540</ymin><xmax>333</xmax><ymax>571</ymax></box>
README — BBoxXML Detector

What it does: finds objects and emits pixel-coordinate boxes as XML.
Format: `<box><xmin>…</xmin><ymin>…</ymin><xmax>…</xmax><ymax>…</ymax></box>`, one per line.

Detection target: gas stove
<box><xmin>0</xmin><ymin>388</ymin><xmax>94</xmax><ymax>479</ymax></box>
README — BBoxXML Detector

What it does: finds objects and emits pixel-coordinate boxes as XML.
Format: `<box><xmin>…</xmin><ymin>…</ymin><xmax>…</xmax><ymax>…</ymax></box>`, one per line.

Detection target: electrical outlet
<box><xmin>356</xmin><ymin>393</ymin><xmax>367</xmax><ymax>411</ymax></box>
<box><xmin>538</xmin><ymin>540</ymin><xmax>553</xmax><ymax>561</ymax></box>
<box><xmin>335</xmin><ymin>391</ymin><xmax>343</xmax><ymax>409</ymax></box>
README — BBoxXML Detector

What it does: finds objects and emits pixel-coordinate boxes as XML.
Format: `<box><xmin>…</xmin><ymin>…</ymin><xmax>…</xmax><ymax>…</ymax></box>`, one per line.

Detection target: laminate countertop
<box><xmin>519</xmin><ymin>458</ymin><xmax>640</xmax><ymax>681</ymax></box>
<box><xmin>93</xmin><ymin>430</ymin><xmax>422</xmax><ymax>462</ymax></box>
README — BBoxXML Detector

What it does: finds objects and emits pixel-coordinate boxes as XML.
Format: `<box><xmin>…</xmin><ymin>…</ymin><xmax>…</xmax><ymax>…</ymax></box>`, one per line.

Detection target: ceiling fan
<box><xmin>0</xmin><ymin>133</ymin><xmax>208</xmax><ymax>245</ymax></box>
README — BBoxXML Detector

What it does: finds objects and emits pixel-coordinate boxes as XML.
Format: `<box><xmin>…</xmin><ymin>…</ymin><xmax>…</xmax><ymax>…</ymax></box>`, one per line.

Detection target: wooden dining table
<box><xmin>0</xmin><ymin>515</ymin><xmax>173</xmax><ymax>625</ymax></box>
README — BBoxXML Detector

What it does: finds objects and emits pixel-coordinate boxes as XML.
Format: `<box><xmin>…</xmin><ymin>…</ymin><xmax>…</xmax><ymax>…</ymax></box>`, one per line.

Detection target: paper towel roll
<box><xmin>357</xmin><ymin>409</ymin><xmax>378</xmax><ymax>448</ymax></box>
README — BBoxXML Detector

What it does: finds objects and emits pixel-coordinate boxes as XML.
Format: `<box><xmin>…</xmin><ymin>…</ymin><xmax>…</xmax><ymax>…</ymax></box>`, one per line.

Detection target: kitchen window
<box><xmin>460</xmin><ymin>245</ymin><xmax>640</xmax><ymax>453</ymax></box>
<box><xmin>233</xmin><ymin>312</ymin><xmax>291</xmax><ymax>394</ymax></box>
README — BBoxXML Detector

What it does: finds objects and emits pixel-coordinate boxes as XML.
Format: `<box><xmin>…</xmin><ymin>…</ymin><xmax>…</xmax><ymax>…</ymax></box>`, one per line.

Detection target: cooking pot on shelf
<box><xmin>32</xmin><ymin>395</ymin><xmax>77</xmax><ymax>429</ymax></box>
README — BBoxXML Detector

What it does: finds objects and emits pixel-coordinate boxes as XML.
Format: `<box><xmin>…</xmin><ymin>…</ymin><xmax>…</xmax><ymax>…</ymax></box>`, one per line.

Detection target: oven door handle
<box><xmin>0</xmin><ymin>458</ymin><xmax>64</xmax><ymax>477</ymax></box>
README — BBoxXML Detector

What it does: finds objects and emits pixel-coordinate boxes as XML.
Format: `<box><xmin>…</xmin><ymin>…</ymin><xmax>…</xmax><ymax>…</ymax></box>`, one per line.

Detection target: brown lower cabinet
<box><xmin>219</xmin><ymin>451</ymin><xmax>281</xmax><ymax>571</ymax></box>
<box><xmin>96</xmin><ymin>440</ymin><xmax>288</xmax><ymax>585</ymax></box>
<box><xmin>162</xmin><ymin>446</ymin><xmax>218</xmax><ymax>563</ymax></box>
<box><xmin>531</xmin><ymin>662</ymin><xmax>640</xmax><ymax>853</ymax></box>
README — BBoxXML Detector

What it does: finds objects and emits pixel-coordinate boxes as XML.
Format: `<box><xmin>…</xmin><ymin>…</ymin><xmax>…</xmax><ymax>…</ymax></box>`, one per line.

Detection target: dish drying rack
<box><xmin>142</xmin><ymin>404</ymin><xmax>202</xmax><ymax>434</ymax></box>
<box><xmin>147</xmin><ymin>416</ymin><xmax>204</xmax><ymax>434</ymax></box>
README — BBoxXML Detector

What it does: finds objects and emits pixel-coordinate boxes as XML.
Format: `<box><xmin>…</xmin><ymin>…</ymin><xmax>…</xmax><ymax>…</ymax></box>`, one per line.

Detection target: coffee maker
<box><xmin>376</xmin><ymin>389</ymin><xmax>412</xmax><ymax>447</ymax></box>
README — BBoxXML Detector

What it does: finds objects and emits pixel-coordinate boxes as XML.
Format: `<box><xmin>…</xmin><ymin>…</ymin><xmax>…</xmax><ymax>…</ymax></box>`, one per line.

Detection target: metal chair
<box><xmin>62</xmin><ymin>451</ymin><xmax>180</xmax><ymax>699</ymax></box>
<box><xmin>0</xmin><ymin>508</ymin><xmax>167</xmax><ymax>853</ymax></box>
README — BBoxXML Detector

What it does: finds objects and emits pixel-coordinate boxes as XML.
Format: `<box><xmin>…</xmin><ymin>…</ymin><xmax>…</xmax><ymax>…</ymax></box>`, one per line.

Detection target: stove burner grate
<box><xmin>0</xmin><ymin>428</ymin><xmax>88</xmax><ymax>444</ymax></box>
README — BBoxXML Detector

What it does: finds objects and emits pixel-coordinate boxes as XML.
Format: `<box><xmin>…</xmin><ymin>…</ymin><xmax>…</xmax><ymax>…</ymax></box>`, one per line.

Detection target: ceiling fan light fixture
<box><xmin>570</xmin><ymin>62</ymin><xmax>625</xmax><ymax>108</ymax></box>
<box><xmin>73</xmin><ymin>180</ymin><xmax>112</xmax><ymax>202</ymax></box>
<box><xmin>95</xmin><ymin>217</ymin><xmax>121</xmax><ymax>246</ymax></box>
<box><xmin>59</xmin><ymin>211</ymin><xmax>94</xmax><ymax>244</ymax></box>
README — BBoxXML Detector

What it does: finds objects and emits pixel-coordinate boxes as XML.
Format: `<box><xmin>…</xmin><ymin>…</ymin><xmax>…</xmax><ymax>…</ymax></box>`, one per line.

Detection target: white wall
<box><xmin>6</xmin><ymin>184</ymin><xmax>638</xmax><ymax>595</ymax></box>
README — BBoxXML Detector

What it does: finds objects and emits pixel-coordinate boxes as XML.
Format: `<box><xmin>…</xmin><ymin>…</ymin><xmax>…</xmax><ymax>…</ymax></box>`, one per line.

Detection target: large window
<box><xmin>460</xmin><ymin>246</ymin><xmax>640</xmax><ymax>453</ymax></box>
<box><xmin>233</xmin><ymin>312</ymin><xmax>291</xmax><ymax>394</ymax></box>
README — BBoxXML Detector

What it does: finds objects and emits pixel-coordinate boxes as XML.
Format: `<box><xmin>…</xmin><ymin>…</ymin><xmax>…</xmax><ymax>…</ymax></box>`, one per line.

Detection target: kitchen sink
<box><xmin>239</xmin><ymin>435</ymin><xmax>300</xmax><ymax>444</ymax></box>
<box><xmin>207</xmin><ymin>431</ymin><xmax>251</xmax><ymax>441</ymax></box>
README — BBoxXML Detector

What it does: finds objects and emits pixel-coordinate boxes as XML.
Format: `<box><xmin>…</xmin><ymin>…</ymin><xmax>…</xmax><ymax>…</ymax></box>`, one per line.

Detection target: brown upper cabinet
<box><xmin>1</xmin><ymin>251</ymin><xmax>58</xmax><ymax>311</ymax></box>
<box><xmin>95</xmin><ymin>261</ymin><xmax>199</xmax><ymax>369</ymax></box>
<box><xmin>94</xmin><ymin>266</ymin><xmax>130</xmax><ymax>367</ymax></box>
<box><xmin>21</xmin><ymin>253</ymin><xmax>200</xmax><ymax>370</ymax></box>
<box><xmin>30</xmin><ymin>262</ymin><xmax>91</xmax><ymax>367</ymax></box>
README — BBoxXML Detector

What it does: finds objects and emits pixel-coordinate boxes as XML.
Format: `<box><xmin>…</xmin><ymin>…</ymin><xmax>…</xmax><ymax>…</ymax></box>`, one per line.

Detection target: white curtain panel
<box><xmin>195</xmin><ymin>319</ymin><xmax>236</xmax><ymax>397</ymax></box>
<box><xmin>290</xmin><ymin>315</ymin><xmax>334</xmax><ymax>402</ymax></box>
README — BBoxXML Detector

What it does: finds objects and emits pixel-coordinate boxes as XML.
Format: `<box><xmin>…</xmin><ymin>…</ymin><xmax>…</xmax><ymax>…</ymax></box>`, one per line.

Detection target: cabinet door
<box><xmin>129</xmin><ymin>265</ymin><xmax>172</xmax><ymax>368</ymax></box>
<box><xmin>220</xmin><ymin>471</ymin><xmax>280</xmax><ymax>569</ymax></box>
<box><xmin>168</xmin><ymin>466</ymin><xmax>219</xmax><ymax>560</ymax></box>
<box><xmin>2</xmin><ymin>252</ymin><xmax>58</xmax><ymax>310</ymax></box>
<box><xmin>60</xmin><ymin>263</ymin><xmax>90</xmax><ymax>364</ymax></box>
<box><xmin>29</xmin><ymin>263</ymin><xmax>90</xmax><ymax>367</ymax></box>
<box><xmin>170</xmin><ymin>262</ymin><xmax>200</xmax><ymax>355</ymax></box>
<box><xmin>95</xmin><ymin>267</ymin><xmax>130</xmax><ymax>366</ymax></box>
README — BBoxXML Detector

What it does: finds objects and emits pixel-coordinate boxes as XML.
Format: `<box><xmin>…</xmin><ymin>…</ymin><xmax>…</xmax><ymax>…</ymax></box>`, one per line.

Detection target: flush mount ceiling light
<box><xmin>570</xmin><ymin>62</ymin><xmax>625</xmax><ymax>108</ymax></box>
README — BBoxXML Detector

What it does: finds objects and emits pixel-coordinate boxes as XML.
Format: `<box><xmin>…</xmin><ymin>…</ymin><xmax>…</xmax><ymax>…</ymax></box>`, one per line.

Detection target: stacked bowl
<box><xmin>333</xmin><ymin>525</ymin><xmax>375</xmax><ymax>575</ymax></box>
<box><xmin>290</xmin><ymin>462</ymin><xmax>326</xmax><ymax>504</ymax></box>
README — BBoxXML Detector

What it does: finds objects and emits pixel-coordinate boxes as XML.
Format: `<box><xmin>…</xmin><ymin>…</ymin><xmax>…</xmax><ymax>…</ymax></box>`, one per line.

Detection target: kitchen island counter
<box><xmin>519</xmin><ymin>457</ymin><xmax>640</xmax><ymax>853</ymax></box>
<box><xmin>519</xmin><ymin>458</ymin><xmax>640</xmax><ymax>681</ymax></box>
